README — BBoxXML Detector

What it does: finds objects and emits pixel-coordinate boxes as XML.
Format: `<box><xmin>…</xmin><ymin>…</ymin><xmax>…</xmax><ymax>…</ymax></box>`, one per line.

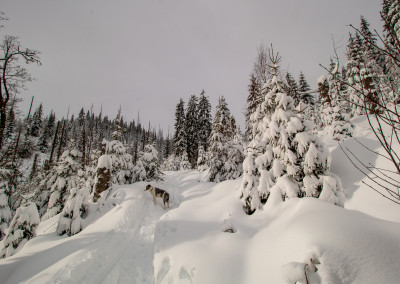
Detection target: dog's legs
<box><xmin>162</xmin><ymin>193</ymin><xmax>166</xmax><ymax>210</ymax></box>
<box><xmin>153</xmin><ymin>196</ymin><xmax>156</xmax><ymax>206</ymax></box>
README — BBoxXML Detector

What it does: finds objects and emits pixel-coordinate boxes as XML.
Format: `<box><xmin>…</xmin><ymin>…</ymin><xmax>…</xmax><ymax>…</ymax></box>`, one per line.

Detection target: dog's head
<box><xmin>145</xmin><ymin>184</ymin><xmax>152</xmax><ymax>191</ymax></box>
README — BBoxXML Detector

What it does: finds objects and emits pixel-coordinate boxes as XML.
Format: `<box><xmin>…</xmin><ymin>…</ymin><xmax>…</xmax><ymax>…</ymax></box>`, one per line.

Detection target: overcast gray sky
<box><xmin>2</xmin><ymin>0</ymin><xmax>381</xmax><ymax>134</ymax></box>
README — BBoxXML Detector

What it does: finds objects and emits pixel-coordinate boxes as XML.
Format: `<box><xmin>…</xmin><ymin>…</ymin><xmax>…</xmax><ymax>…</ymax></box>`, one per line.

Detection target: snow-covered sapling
<box><xmin>57</xmin><ymin>187</ymin><xmax>90</xmax><ymax>236</ymax></box>
<box><xmin>0</xmin><ymin>202</ymin><xmax>40</xmax><ymax>258</ymax></box>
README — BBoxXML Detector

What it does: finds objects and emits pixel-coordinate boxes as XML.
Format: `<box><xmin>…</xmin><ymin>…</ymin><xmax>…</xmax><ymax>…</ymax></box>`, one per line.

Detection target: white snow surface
<box><xmin>1</xmin><ymin>117</ymin><xmax>400</xmax><ymax>283</ymax></box>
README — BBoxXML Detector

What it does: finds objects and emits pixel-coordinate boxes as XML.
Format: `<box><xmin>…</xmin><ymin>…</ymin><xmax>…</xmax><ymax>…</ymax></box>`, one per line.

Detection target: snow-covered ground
<box><xmin>1</xmin><ymin>117</ymin><xmax>400</xmax><ymax>283</ymax></box>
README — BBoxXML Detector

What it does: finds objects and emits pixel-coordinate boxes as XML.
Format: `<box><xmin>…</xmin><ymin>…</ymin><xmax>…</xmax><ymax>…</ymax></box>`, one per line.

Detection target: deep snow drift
<box><xmin>1</xmin><ymin>117</ymin><xmax>400</xmax><ymax>283</ymax></box>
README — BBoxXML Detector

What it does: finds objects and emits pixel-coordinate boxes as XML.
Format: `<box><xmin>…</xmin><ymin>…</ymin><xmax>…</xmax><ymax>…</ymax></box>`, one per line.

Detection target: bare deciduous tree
<box><xmin>253</xmin><ymin>43</ymin><xmax>272</xmax><ymax>87</ymax></box>
<box><xmin>332</xmin><ymin>19</ymin><xmax>400</xmax><ymax>205</ymax></box>
<box><xmin>0</xmin><ymin>35</ymin><xmax>41</xmax><ymax>149</ymax></box>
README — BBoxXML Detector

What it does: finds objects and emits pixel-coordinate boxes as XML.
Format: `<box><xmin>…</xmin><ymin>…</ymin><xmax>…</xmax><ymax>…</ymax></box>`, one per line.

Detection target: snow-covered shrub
<box><xmin>224</xmin><ymin>134</ymin><xmax>244</xmax><ymax>180</ymax></box>
<box><xmin>207</xmin><ymin>97</ymin><xmax>242</xmax><ymax>182</ymax></box>
<box><xmin>83</xmin><ymin>148</ymin><xmax>103</xmax><ymax>189</ymax></box>
<box><xmin>162</xmin><ymin>154</ymin><xmax>180</xmax><ymax>171</ymax></box>
<box><xmin>132</xmin><ymin>144</ymin><xmax>163</xmax><ymax>182</ymax></box>
<box><xmin>321</xmin><ymin>105</ymin><xmax>353</xmax><ymax>142</ymax></box>
<box><xmin>180</xmin><ymin>151</ymin><xmax>191</xmax><ymax>170</ymax></box>
<box><xmin>320</xmin><ymin>65</ymin><xmax>353</xmax><ymax>142</ymax></box>
<box><xmin>221</xmin><ymin>218</ymin><xmax>237</xmax><ymax>233</ymax></box>
<box><xmin>240</xmin><ymin>143</ymin><xmax>262</xmax><ymax>214</ymax></box>
<box><xmin>282</xmin><ymin>257</ymin><xmax>321</xmax><ymax>284</ymax></box>
<box><xmin>104</xmin><ymin>139</ymin><xmax>133</xmax><ymax>184</ymax></box>
<box><xmin>141</xmin><ymin>144</ymin><xmax>163</xmax><ymax>180</ymax></box>
<box><xmin>57</xmin><ymin>187</ymin><xmax>90</xmax><ymax>236</ymax></box>
<box><xmin>0</xmin><ymin>181</ymin><xmax>12</xmax><ymax>240</ymax></box>
<box><xmin>0</xmin><ymin>202</ymin><xmax>40</xmax><ymax>258</ymax></box>
<box><xmin>197</xmin><ymin>146</ymin><xmax>210</xmax><ymax>172</ymax></box>
<box><xmin>42</xmin><ymin>147</ymin><xmax>83</xmax><ymax>221</ymax></box>
<box><xmin>132</xmin><ymin>159</ymin><xmax>146</xmax><ymax>182</ymax></box>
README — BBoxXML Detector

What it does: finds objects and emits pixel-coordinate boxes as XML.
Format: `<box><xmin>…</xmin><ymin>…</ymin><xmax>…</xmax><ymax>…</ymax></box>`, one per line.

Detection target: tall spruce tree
<box><xmin>298</xmin><ymin>71</ymin><xmax>314</xmax><ymax>105</ymax></box>
<box><xmin>245</xmin><ymin>73</ymin><xmax>262</xmax><ymax>141</ymax></box>
<box><xmin>37</xmin><ymin>111</ymin><xmax>56</xmax><ymax>153</ymax></box>
<box><xmin>173</xmin><ymin>99</ymin><xmax>186</xmax><ymax>157</ymax></box>
<box><xmin>30</xmin><ymin>103</ymin><xmax>43</xmax><ymax>137</ymax></box>
<box><xmin>207</xmin><ymin>96</ymin><xmax>240</xmax><ymax>182</ymax></box>
<box><xmin>185</xmin><ymin>95</ymin><xmax>199</xmax><ymax>168</ymax></box>
<box><xmin>197</xmin><ymin>90</ymin><xmax>212</xmax><ymax>151</ymax></box>
<box><xmin>285</xmin><ymin>72</ymin><xmax>300</xmax><ymax>107</ymax></box>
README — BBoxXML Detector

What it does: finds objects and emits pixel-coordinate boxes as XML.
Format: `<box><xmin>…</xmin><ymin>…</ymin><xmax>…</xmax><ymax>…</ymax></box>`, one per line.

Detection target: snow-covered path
<box><xmin>0</xmin><ymin>171</ymin><xmax>213</xmax><ymax>284</ymax></box>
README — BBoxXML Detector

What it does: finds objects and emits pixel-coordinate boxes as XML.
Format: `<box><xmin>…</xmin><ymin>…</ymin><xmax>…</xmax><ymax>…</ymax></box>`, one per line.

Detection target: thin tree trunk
<box><xmin>49</xmin><ymin>121</ymin><xmax>61</xmax><ymax>167</ymax></box>
<box><xmin>57</xmin><ymin>119</ymin><xmax>66</xmax><ymax>162</ymax></box>
<box><xmin>27</xmin><ymin>96</ymin><xmax>34</xmax><ymax>120</ymax></box>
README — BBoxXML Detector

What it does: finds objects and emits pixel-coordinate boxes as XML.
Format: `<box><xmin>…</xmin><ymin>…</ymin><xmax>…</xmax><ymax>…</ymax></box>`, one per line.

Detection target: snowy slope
<box><xmin>1</xmin><ymin>117</ymin><xmax>400</xmax><ymax>283</ymax></box>
<box><xmin>0</xmin><ymin>181</ymin><xmax>167</xmax><ymax>283</ymax></box>
<box><xmin>153</xmin><ymin>176</ymin><xmax>400</xmax><ymax>284</ymax></box>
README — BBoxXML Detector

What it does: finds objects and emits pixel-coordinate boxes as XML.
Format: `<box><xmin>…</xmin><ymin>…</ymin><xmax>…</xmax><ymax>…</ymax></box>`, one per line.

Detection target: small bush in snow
<box><xmin>282</xmin><ymin>254</ymin><xmax>321</xmax><ymax>284</ymax></box>
<box><xmin>133</xmin><ymin>144</ymin><xmax>163</xmax><ymax>181</ymax></box>
<box><xmin>207</xmin><ymin>96</ymin><xmax>243</xmax><ymax>182</ymax></box>
<box><xmin>0</xmin><ymin>181</ymin><xmax>12</xmax><ymax>240</ymax></box>
<box><xmin>162</xmin><ymin>154</ymin><xmax>180</xmax><ymax>171</ymax></box>
<box><xmin>180</xmin><ymin>151</ymin><xmax>192</xmax><ymax>170</ymax></box>
<box><xmin>57</xmin><ymin>187</ymin><xmax>90</xmax><ymax>236</ymax></box>
<box><xmin>42</xmin><ymin>146</ymin><xmax>83</xmax><ymax>221</ymax></box>
<box><xmin>0</xmin><ymin>202</ymin><xmax>40</xmax><ymax>258</ymax></box>
<box><xmin>196</xmin><ymin>146</ymin><xmax>210</xmax><ymax>172</ymax></box>
<box><xmin>104</xmin><ymin>139</ymin><xmax>133</xmax><ymax>185</ymax></box>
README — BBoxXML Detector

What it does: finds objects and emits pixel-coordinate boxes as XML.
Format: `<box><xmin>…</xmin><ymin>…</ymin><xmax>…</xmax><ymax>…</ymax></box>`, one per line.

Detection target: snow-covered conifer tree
<box><xmin>197</xmin><ymin>90</ymin><xmax>212</xmax><ymax>151</ymax></box>
<box><xmin>0</xmin><ymin>181</ymin><xmax>12</xmax><ymax>240</ymax></box>
<box><xmin>240</xmin><ymin>144</ymin><xmax>262</xmax><ymax>215</ymax></box>
<box><xmin>57</xmin><ymin>187</ymin><xmax>90</xmax><ymax>236</ymax></box>
<box><xmin>321</xmin><ymin>63</ymin><xmax>353</xmax><ymax>142</ymax></box>
<box><xmin>173</xmin><ymin>99</ymin><xmax>186</xmax><ymax>157</ymax></box>
<box><xmin>207</xmin><ymin>97</ymin><xmax>240</xmax><ymax>182</ymax></box>
<box><xmin>298</xmin><ymin>72</ymin><xmax>314</xmax><ymax>105</ymax></box>
<box><xmin>346</xmin><ymin>33</ymin><xmax>365</xmax><ymax>116</ymax></box>
<box><xmin>197</xmin><ymin>146</ymin><xmax>209</xmax><ymax>172</ymax></box>
<box><xmin>240</xmin><ymin>48</ymin><xmax>344</xmax><ymax>214</ymax></box>
<box><xmin>42</xmin><ymin>141</ymin><xmax>82</xmax><ymax>220</ymax></box>
<box><xmin>104</xmin><ymin>139</ymin><xmax>133</xmax><ymax>184</ymax></box>
<box><xmin>224</xmin><ymin>132</ymin><xmax>244</xmax><ymax>180</ymax></box>
<box><xmin>37</xmin><ymin>111</ymin><xmax>56</xmax><ymax>153</ymax></box>
<box><xmin>102</xmin><ymin>112</ymin><xmax>133</xmax><ymax>184</ymax></box>
<box><xmin>0</xmin><ymin>202</ymin><xmax>40</xmax><ymax>258</ymax></box>
<box><xmin>30</xmin><ymin>103</ymin><xmax>43</xmax><ymax>137</ymax></box>
<box><xmin>161</xmin><ymin>154</ymin><xmax>180</xmax><ymax>171</ymax></box>
<box><xmin>245</xmin><ymin>73</ymin><xmax>262</xmax><ymax>141</ymax></box>
<box><xmin>286</xmin><ymin>72</ymin><xmax>300</xmax><ymax>107</ymax></box>
<box><xmin>132</xmin><ymin>158</ymin><xmax>146</xmax><ymax>182</ymax></box>
<box><xmin>139</xmin><ymin>143</ymin><xmax>163</xmax><ymax>181</ymax></box>
<box><xmin>180</xmin><ymin>150</ymin><xmax>191</xmax><ymax>170</ymax></box>
<box><xmin>185</xmin><ymin>95</ymin><xmax>199</xmax><ymax>167</ymax></box>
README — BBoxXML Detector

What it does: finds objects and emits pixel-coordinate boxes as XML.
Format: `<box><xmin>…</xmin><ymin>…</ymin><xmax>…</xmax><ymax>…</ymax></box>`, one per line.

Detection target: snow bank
<box><xmin>154</xmin><ymin>179</ymin><xmax>400</xmax><ymax>283</ymax></box>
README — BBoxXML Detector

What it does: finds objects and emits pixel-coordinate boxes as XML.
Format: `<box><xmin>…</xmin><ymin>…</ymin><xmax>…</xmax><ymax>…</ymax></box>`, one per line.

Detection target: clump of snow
<box><xmin>97</xmin><ymin>155</ymin><xmax>112</xmax><ymax>170</ymax></box>
<box><xmin>317</xmin><ymin>74</ymin><xmax>327</xmax><ymax>84</ymax></box>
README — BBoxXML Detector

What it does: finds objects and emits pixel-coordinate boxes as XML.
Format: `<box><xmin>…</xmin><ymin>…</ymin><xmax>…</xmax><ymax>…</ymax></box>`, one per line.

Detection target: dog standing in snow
<box><xmin>145</xmin><ymin>184</ymin><xmax>170</xmax><ymax>210</ymax></box>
